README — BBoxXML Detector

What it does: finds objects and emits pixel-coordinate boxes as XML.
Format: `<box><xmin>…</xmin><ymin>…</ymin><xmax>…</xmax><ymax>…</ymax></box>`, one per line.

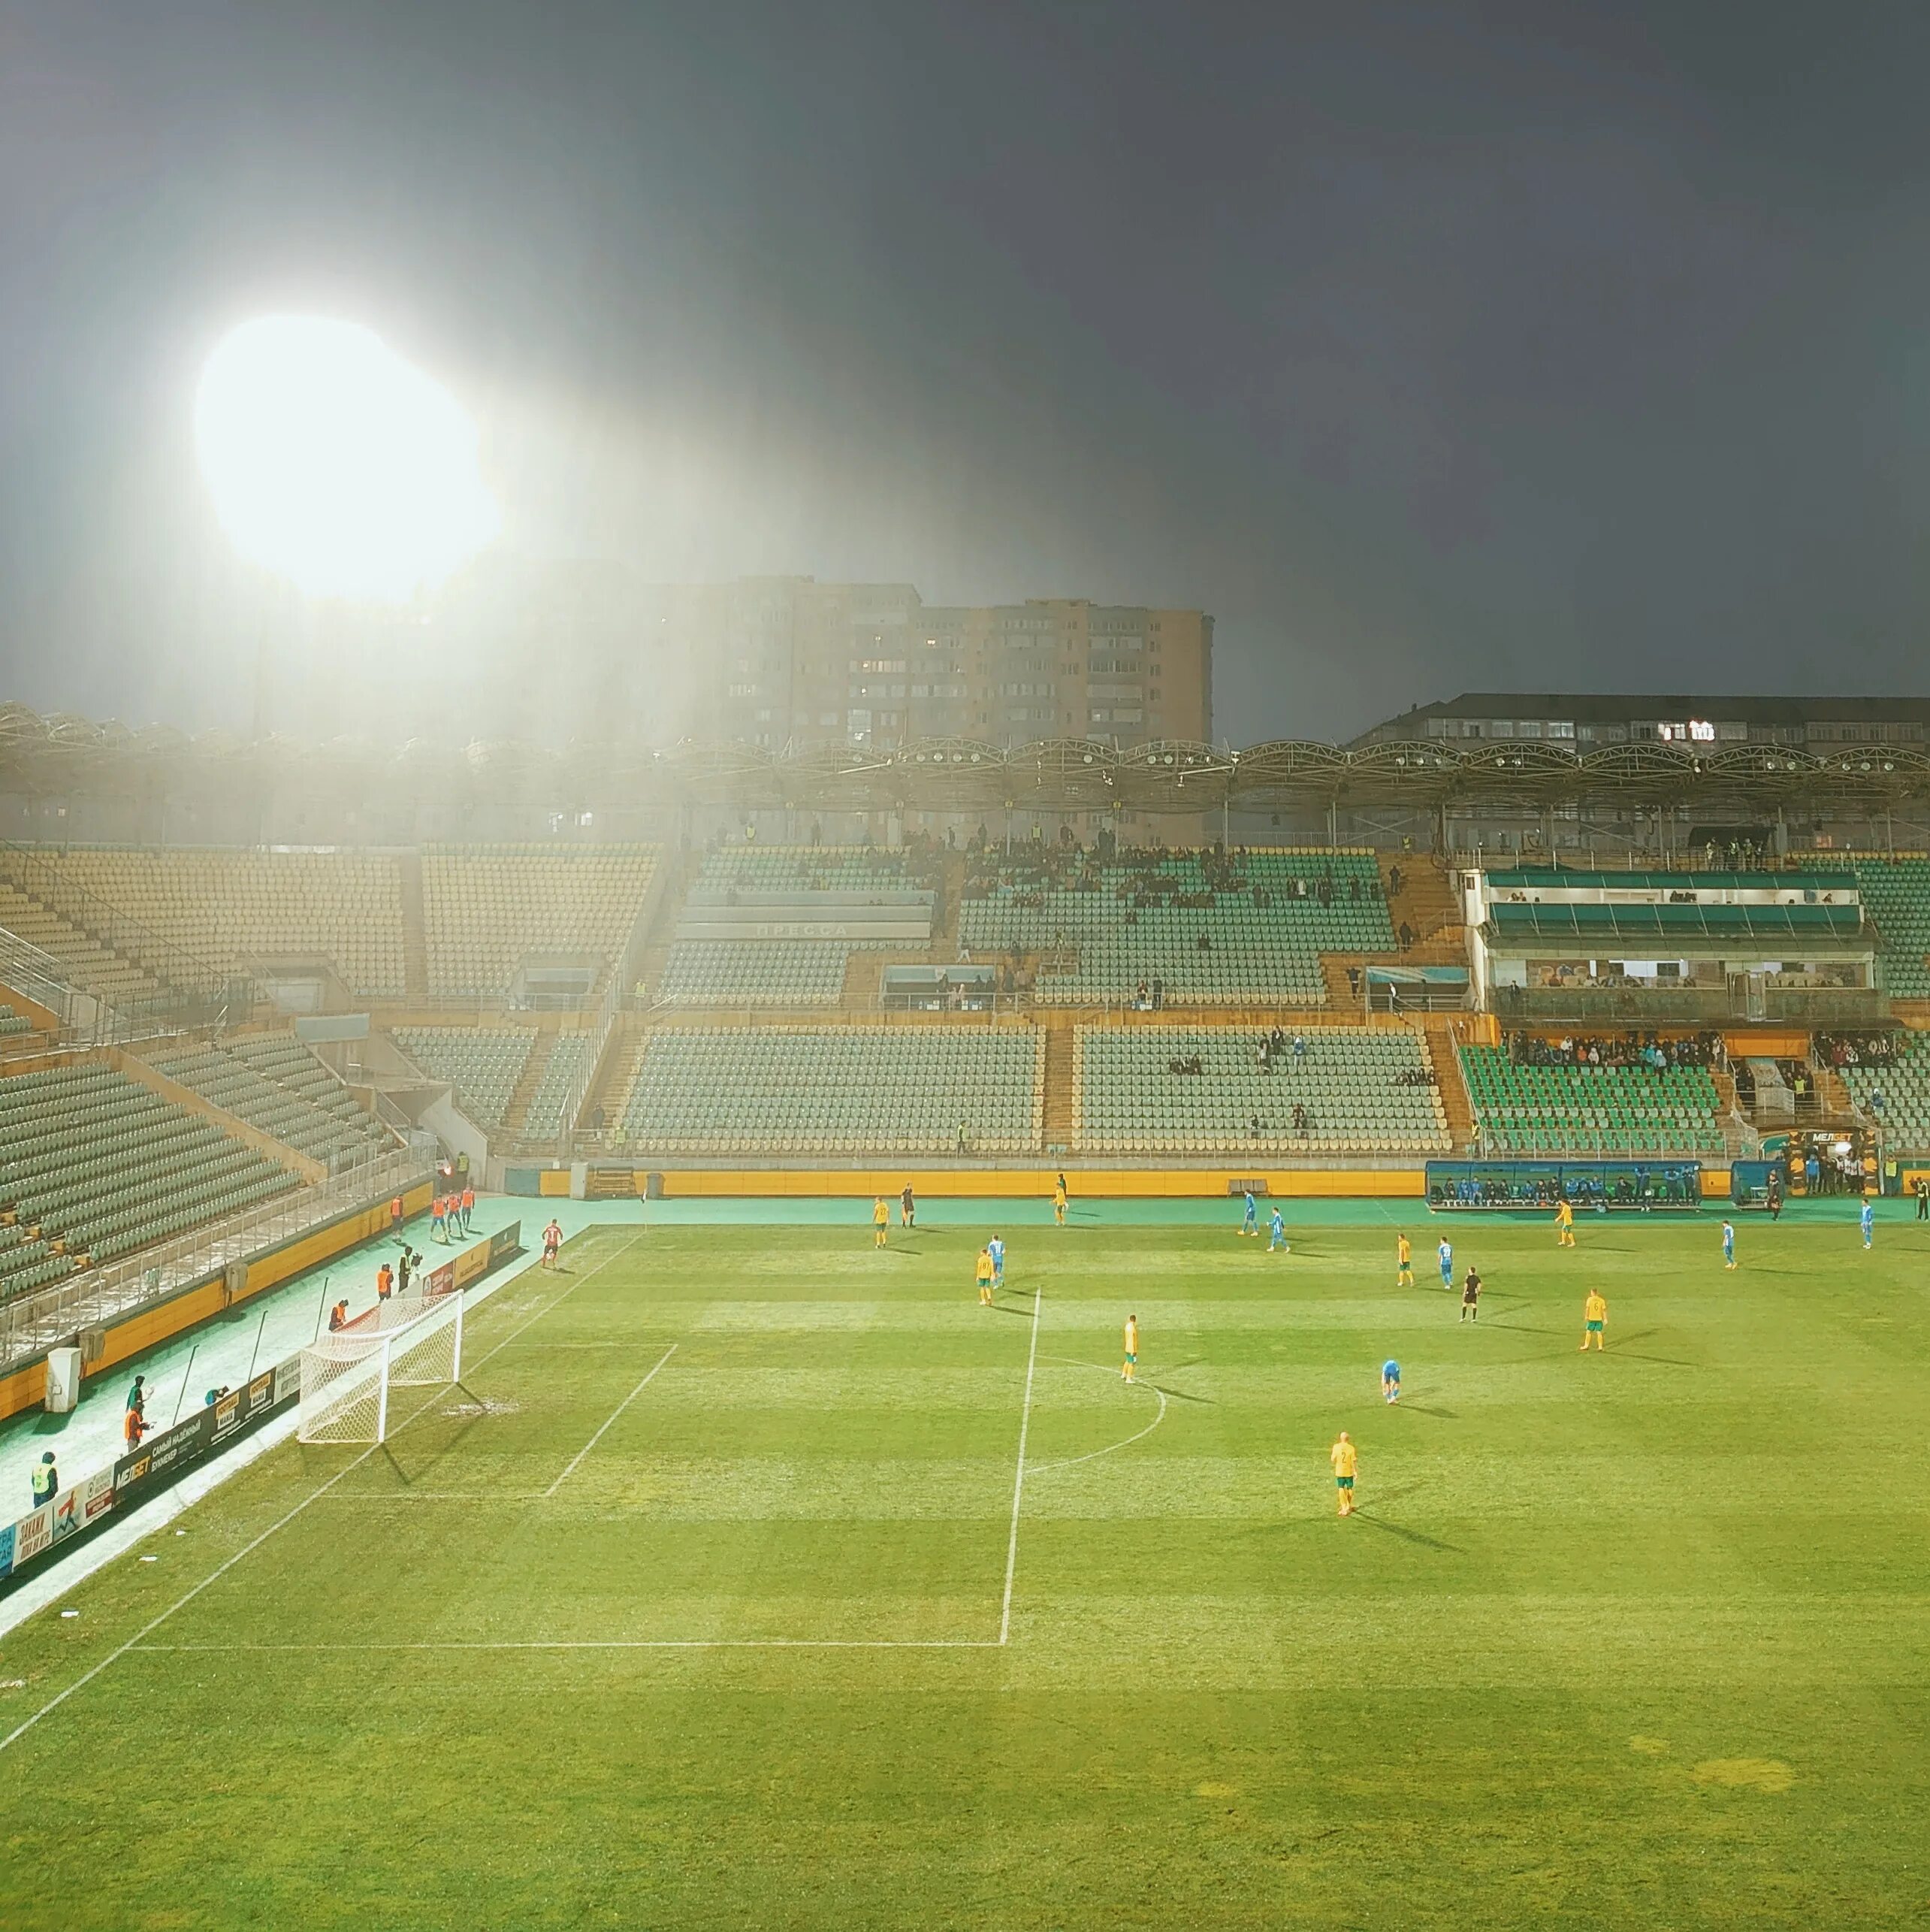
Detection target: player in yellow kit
<box><xmin>1054</xmin><ymin>1179</ymin><xmax>1068</xmax><ymax>1226</ymax></box>
<box><xmin>1396</xmin><ymin>1233</ymin><xmax>1412</xmax><ymax>1287</ymax></box>
<box><xmin>1122</xmin><ymin>1313</ymin><xmax>1138</xmax><ymax>1383</ymax></box>
<box><xmin>1581</xmin><ymin>1288</ymin><xmax>1607</xmax><ymax>1350</ymax></box>
<box><xmin>1555</xmin><ymin>1199</ymin><xmax>1575</xmax><ymax>1247</ymax></box>
<box><xmin>1330</xmin><ymin>1431</ymin><xmax>1358</xmax><ymax>1516</ymax></box>
<box><xmin>872</xmin><ymin>1196</ymin><xmax>889</xmax><ymax>1248</ymax></box>
<box><xmin>976</xmin><ymin>1246</ymin><xmax>995</xmax><ymax>1305</ymax></box>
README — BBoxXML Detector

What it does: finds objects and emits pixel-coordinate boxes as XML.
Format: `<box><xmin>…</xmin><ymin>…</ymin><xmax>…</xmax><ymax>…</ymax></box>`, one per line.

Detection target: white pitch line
<box><xmin>0</xmin><ymin>1230</ymin><xmax>642</xmax><ymax>1758</ymax></box>
<box><xmin>545</xmin><ymin>1344</ymin><xmax>677</xmax><ymax>1496</ymax></box>
<box><xmin>131</xmin><ymin>1637</ymin><xmax>999</xmax><ymax>1652</ymax></box>
<box><xmin>997</xmin><ymin>1283</ymin><xmax>1043</xmax><ymax>1646</ymax></box>
<box><xmin>1026</xmin><ymin>1383</ymin><xmax>1168</xmax><ymax>1476</ymax></box>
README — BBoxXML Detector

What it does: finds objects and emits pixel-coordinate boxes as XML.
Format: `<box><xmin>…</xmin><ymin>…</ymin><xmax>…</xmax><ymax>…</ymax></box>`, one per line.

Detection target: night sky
<box><xmin>5</xmin><ymin>2</ymin><xmax>1930</xmax><ymax>743</ymax></box>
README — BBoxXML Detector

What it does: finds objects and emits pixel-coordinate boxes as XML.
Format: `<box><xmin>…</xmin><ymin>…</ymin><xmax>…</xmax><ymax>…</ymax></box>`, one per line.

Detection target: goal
<box><xmin>299</xmin><ymin>1290</ymin><xmax>465</xmax><ymax>1445</ymax></box>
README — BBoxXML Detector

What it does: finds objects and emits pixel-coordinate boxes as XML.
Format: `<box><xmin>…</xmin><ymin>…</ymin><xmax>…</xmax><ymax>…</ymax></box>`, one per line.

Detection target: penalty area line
<box><xmin>0</xmin><ymin>1230</ymin><xmax>644</xmax><ymax>1759</ymax></box>
<box><xmin>545</xmin><ymin>1344</ymin><xmax>678</xmax><ymax>1495</ymax></box>
<box><xmin>997</xmin><ymin>1283</ymin><xmax>1042</xmax><ymax>1647</ymax></box>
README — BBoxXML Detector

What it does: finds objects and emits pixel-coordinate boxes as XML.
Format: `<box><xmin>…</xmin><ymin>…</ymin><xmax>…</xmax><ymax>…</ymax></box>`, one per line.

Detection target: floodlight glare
<box><xmin>195</xmin><ymin>315</ymin><xmax>500</xmax><ymax>600</ymax></box>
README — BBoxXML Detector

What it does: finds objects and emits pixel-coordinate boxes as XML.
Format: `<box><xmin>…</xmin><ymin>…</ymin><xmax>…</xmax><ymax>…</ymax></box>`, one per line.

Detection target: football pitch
<box><xmin>1</xmin><ymin>1211</ymin><xmax>1927</xmax><ymax>1929</ymax></box>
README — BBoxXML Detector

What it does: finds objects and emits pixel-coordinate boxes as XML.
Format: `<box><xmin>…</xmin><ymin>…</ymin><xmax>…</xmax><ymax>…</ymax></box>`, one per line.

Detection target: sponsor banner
<box><xmin>489</xmin><ymin>1222</ymin><xmax>522</xmax><ymax>1267</ymax></box>
<box><xmin>424</xmin><ymin>1260</ymin><xmax>456</xmax><ymax>1299</ymax></box>
<box><xmin>13</xmin><ymin>1500</ymin><xmax>56</xmax><ymax>1566</ymax></box>
<box><xmin>0</xmin><ymin>1520</ymin><xmax>13</xmax><ymax>1583</ymax></box>
<box><xmin>80</xmin><ymin>1470</ymin><xmax>115</xmax><ymax>1525</ymax></box>
<box><xmin>273</xmin><ymin>1353</ymin><xmax>304</xmax><ymax>1407</ymax></box>
<box><xmin>114</xmin><ymin>1406</ymin><xmax>218</xmax><ymax>1501</ymax></box>
<box><xmin>451</xmin><ymin>1241</ymin><xmax>490</xmax><ymax>1291</ymax></box>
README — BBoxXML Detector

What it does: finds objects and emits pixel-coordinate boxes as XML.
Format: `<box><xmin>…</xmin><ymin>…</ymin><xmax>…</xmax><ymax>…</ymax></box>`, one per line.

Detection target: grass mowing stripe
<box><xmin>0</xmin><ymin>1230</ymin><xmax>641</xmax><ymax>1758</ymax></box>
<box><xmin>998</xmin><ymin>1283</ymin><xmax>1043</xmax><ymax>1646</ymax></box>
<box><xmin>131</xmin><ymin>1637</ymin><xmax>1003</xmax><ymax>1652</ymax></box>
<box><xmin>545</xmin><ymin>1344</ymin><xmax>678</xmax><ymax>1495</ymax></box>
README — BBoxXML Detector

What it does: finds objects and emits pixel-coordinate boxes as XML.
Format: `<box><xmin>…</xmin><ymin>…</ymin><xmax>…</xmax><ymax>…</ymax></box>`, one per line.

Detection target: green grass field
<box><xmin>1</xmin><ymin>1213</ymin><xmax>1927</xmax><ymax>1929</ymax></box>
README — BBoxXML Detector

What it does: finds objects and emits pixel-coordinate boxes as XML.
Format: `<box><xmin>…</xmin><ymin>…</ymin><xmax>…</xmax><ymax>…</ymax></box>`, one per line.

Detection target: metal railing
<box><xmin>557</xmin><ymin>975</ymin><xmax>623</xmax><ymax>1150</ymax></box>
<box><xmin>0</xmin><ymin>1144</ymin><xmax>431</xmax><ymax>1370</ymax></box>
<box><xmin>0</xmin><ymin>842</ymin><xmax>264</xmax><ymax>1032</ymax></box>
<box><xmin>1491</xmin><ymin>985</ymin><xmax>1890</xmax><ymax>1026</ymax></box>
<box><xmin>1472</xmin><ymin>1125</ymin><xmax>1751</xmax><ymax>1163</ymax></box>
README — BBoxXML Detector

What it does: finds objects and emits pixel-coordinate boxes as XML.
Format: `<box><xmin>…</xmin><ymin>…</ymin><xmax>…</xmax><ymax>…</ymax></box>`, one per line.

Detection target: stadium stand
<box><xmin>1835</xmin><ymin>1032</ymin><xmax>1930</xmax><ymax>1149</ymax></box>
<box><xmin>3</xmin><ymin>848</ymin><xmax>405</xmax><ymax>997</ymax></box>
<box><xmin>662</xmin><ymin>846</ymin><xmax>939</xmax><ymax>1008</ymax></box>
<box><xmin>521</xmin><ymin>1033</ymin><xmax>593</xmax><ymax>1140</ymax></box>
<box><xmin>1074</xmin><ymin>1025</ymin><xmax>1451</xmax><ymax>1153</ymax></box>
<box><xmin>0</xmin><ymin>1063</ymin><xmax>298</xmax><ymax>1295</ymax></box>
<box><xmin>0</xmin><ymin>877</ymin><xmax>170</xmax><ymax>1008</ymax></box>
<box><xmin>1801</xmin><ymin>856</ymin><xmax>1930</xmax><ymax>997</ymax></box>
<box><xmin>696</xmin><ymin>847</ymin><xmax>942</xmax><ymax>893</ymax></box>
<box><xmin>0</xmin><ymin>1004</ymin><xmax>28</xmax><ymax>1038</ymax></box>
<box><xmin>421</xmin><ymin>843</ymin><xmax>658</xmax><ymax>998</ymax></box>
<box><xmin>621</xmin><ymin>1025</ymin><xmax>1043</xmax><ymax>1152</ymax></box>
<box><xmin>659</xmin><ymin>939</ymin><xmax>849</xmax><ymax>1006</ymax></box>
<box><xmin>394</xmin><ymin>1025</ymin><xmax>537</xmax><ymax>1128</ymax></box>
<box><xmin>143</xmin><ymin>1035</ymin><xmax>391</xmax><ymax>1169</ymax></box>
<box><xmin>959</xmin><ymin>848</ymin><xmax>1394</xmax><ymax>1005</ymax></box>
<box><xmin>1457</xmin><ymin>1042</ymin><xmax>1726</xmax><ymax>1154</ymax></box>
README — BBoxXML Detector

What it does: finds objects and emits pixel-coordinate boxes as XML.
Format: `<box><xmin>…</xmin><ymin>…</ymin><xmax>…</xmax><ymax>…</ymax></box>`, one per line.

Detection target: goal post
<box><xmin>300</xmin><ymin>1290</ymin><xmax>465</xmax><ymax>1445</ymax></box>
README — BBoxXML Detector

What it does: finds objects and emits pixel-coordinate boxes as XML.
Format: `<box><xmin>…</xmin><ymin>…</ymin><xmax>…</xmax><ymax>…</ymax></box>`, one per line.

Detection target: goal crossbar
<box><xmin>300</xmin><ymin>1291</ymin><xmax>465</xmax><ymax>1445</ymax></box>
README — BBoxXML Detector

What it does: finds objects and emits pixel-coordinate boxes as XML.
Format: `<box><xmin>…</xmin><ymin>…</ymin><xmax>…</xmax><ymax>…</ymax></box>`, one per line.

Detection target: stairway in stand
<box><xmin>1385</xmin><ymin>857</ymin><xmax>1464</xmax><ymax>948</ymax></box>
<box><xmin>497</xmin><ymin>1022</ymin><xmax>560</xmax><ymax>1138</ymax></box>
<box><xmin>1419</xmin><ymin>1016</ymin><xmax>1479</xmax><ymax>1152</ymax></box>
<box><xmin>1041</xmin><ymin>1019</ymin><xmax>1075</xmax><ymax>1153</ymax></box>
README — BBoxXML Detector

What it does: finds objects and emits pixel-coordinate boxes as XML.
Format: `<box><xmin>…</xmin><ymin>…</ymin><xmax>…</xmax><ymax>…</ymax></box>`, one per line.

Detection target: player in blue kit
<box><xmin>1382</xmin><ymin>1359</ymin><xmax>1400</xmax><ymax>1404</ymax></box>
<box><xmin>1861</xmin><ymin>1197</ymin><xmax>1874</xmax><ymax>1250</ymax></box>
<box><xmin>1438</xmin><ymin>1235</ymin><xmax>1454</xmax><ymax>1288</ymax></box>
<box><xmin>1722</xmin><ymin>1219</ymin><xmax>1736</xmax><ymax>1271</ymax></box>
<box><xmin>1241</xmin><ymin>1191</ymin><xmax>1259</xmax><ymax>1238</ymax></box>
<box><xmin>988</xmin><ymin>1234</ymin><xmax>1005</xmax><ymax>1286</ymax></box>
<box><xmin>1269</xmin><ymin>1208</ymin><xmax>1288</xmax><ymax>1253</ymax></box>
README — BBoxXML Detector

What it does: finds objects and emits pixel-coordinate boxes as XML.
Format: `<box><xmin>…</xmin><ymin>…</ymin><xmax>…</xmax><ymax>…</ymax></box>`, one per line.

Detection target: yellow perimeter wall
<box><xmin>0</xmin><ymin>1179</ymin><xmax>433</xmax><ymax>1424</ymax></box>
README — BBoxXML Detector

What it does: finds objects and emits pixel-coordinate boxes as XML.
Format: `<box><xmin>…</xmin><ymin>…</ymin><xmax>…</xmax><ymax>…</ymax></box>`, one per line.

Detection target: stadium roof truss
<box><xmin>3</xmin><ymin>704</ymin><xmax>1930</xmax><ymax>815</ymax></box>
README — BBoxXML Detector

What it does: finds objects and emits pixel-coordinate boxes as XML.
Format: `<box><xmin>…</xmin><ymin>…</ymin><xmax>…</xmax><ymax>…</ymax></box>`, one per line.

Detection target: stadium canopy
<box><xmin>2</xmin><ymin>703</ymin><xmax>1929</xmax><ymax>816</ymax></box>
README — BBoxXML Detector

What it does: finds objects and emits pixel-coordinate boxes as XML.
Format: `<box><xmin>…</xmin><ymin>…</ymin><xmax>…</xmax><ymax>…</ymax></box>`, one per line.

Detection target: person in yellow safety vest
<box><xmin>31</xmin><ymin>1452</ymin><xmax>57</xmax><ymax>1511</ymax></box>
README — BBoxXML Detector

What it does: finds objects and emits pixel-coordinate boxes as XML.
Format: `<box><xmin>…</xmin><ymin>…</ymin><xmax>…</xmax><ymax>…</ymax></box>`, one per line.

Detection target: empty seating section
<box><xmin>9</xmin><ymin>848</ymin><xmax>405</xmax><ymax>996</ymax></box>
<box><xmin>522</xmin><ymin>1034</ymin><xmax>593</xmax><ymax>1139</ymax></box>
<box><xmin>666</xmin><ymin>848</ymin><xmax>941</xmax><ymax>1008</ymax></box>
<box><xmin>145</xmin><ymin>1035</ymin><xmax>391</xmax><ymax>1169</ymax></box>
<box><xmin>1804</xmin><ymin>857</ymin><xmax>1930</xmax><ymax>996</ymax></box>
<box><xmin>959</xmin><ymin>850</ymin><xmax>1393</xmax><ymax>1005</ymax></box>
<box><xmin>1840</xmin><ymin>1035</ymin><xmax>1930</xmax><ymax>1149</ymax></box>
<box><xmin>0</xmin><ymin>1063</ymin><xmax>298</xmax><ymax>1297</ymax></box>
<box><xmin>422</xmin><ymin>845</ymin><xmax>658</xmax><ymax>997</ymax></box>
<box><xmin>0</xmin><ymin>1004</ymin><xmax>28</xmax><ymax>1037</ymax></box>
<box><xmin>0</xmin><ymin>879</ymin><xmax>168</xmax><ymax>1007</ymax></box>
<box><xmin>1458</xmin><ymin>1045</ymin><xmax>1724</xmax><ymax>1154</ymax></box>
<box><xmin>623</xmin><ymin>1026</ymin><xmax>1043</xmax><ymax>1152</ymax></box>
<box><xmin>660</xmin><ymin>941</ymin><xmax>848</xmax><ymax>1006</ymax></box>
<box><xmin>1075</xmin><ymin>1026</ymin><xmax>1450</xmax><ymax>1153</ymax></box>
<box><xmin>696</xmin><ymin>848</ymin><xmax>941</xmax><ymax>893</ymax></box>
<box><xmin>394</xmin><ymin>1026</ymin><xmax>536</xmax><ymax>1127</ymax></box>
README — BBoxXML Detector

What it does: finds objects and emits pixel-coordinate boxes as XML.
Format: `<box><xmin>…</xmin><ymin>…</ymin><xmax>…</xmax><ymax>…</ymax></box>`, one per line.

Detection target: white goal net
<box><xmin>300</xmin><ymin>1291</ymin><xmax>466</xmax><ymax>1445</ymax></box>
